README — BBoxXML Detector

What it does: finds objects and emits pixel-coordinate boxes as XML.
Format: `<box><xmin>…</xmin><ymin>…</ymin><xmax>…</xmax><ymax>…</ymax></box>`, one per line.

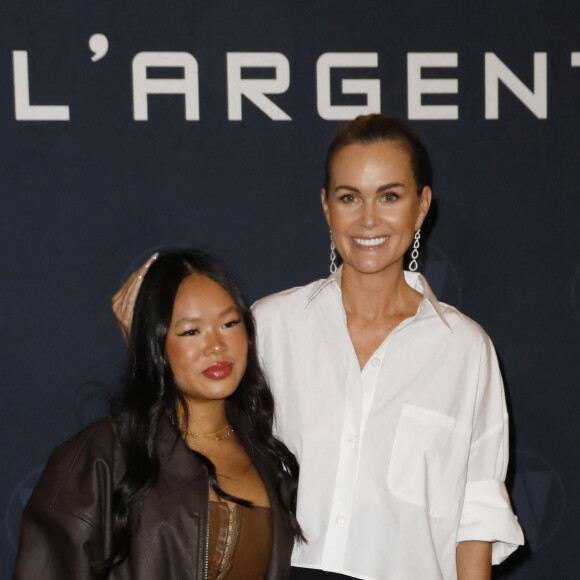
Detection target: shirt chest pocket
<box><xmin>387</xmin><ymin>404</ymin><xmax>471</xmax><ymax>519</ymax></box>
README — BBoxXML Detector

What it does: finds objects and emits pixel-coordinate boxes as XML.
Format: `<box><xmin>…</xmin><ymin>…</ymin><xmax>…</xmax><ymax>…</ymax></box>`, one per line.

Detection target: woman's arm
<box><xmin>456</xmin><ymin>336</ymin><xmax>524</xmax><ymax>566</ymax></box>
<box><xmin>13</xmin><ymin>422</ymin><xmax>118</xmax><ymax>579</ymax></box>
<box><xmin>14</xmin><ymin>503</ymin><xmax>99</xmax><ymax>579</ymax></box>
<box><xmin>456</xmin><ymin>541</ymin><xmax>492</xmax><ymax>580</ymax></box>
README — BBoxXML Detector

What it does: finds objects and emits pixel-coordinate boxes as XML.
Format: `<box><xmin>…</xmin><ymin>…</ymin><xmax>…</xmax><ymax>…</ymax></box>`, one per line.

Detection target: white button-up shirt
<box><xmin>253</xmin><ymin>269</ymin><xmax>523</xmax><ymax>580</ymax></box>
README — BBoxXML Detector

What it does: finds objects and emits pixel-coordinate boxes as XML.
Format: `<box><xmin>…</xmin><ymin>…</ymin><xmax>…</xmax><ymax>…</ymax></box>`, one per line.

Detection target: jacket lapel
<box><xmin>156</xmin><ymin>417</ymin><xmax>207</xmax><ymax>494</ymax></box>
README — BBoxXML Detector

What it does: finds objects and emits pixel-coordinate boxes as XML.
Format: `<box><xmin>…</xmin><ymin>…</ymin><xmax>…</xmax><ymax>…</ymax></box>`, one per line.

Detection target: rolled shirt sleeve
<box><xmin>457</xmin><ymin>336</ymin><xmax>524</xmax><ymax>563</ymax></box>
<box><xmin>458</xmin><ymin>480</ymin><xmax>524</xmax><ymax>564</ymax></box>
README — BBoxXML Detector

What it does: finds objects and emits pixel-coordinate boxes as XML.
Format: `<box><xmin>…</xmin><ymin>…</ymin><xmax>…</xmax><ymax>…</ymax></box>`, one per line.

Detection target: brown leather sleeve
<box><xmin>13</xmin><ymin>420</ymin><xmax>119</xmax><ymax>579</ymax></box>
<box><xmin>13</xmin><ymin>500</ymin><xmax>101</xmax><ymax>579</ymax></box>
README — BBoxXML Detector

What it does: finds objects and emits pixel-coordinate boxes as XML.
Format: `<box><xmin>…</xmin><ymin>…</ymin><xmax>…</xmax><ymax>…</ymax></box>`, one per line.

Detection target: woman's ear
<box><xmin>321</xmin><ymin>188</ymin><xmax>330</xmax><ymax>225</ymax></box>
<box><xmin>415</xmin><ymin>186</ymin><xmax>432</xmax><ymax>230</ymax></box>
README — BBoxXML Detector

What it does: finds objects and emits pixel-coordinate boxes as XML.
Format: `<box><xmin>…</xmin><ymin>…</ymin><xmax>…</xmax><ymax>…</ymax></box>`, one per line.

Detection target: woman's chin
<box><xmin>343</xmin><ymin>257</ymin><xmax>403</xmax><ymax>277</ymax></box>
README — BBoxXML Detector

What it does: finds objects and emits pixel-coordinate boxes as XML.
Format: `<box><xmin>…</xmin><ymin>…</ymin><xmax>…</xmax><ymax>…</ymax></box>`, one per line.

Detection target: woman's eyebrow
<box><xmin>377</xmin><ymin>182</ymin><xmax>405</xmax><ymax>191</ymax></box>
<box><xmin>334</xmin><ymin>184</ymin><xmax>360</xmax><ymax>192</ymax></box>
<box><xmin>173</xmin><ymin>306</ymin><xmax>238</xmax><ymax>325</ymax></box>
<box><xmin>219</xmin><ymin>305</ymin><xmax>238</xmax><ymax>317</ymax></box>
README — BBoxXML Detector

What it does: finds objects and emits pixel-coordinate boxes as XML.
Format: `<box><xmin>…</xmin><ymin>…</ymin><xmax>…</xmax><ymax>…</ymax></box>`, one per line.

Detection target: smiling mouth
<box><xmin>353</xmin><ymin>236</ymin><xmax>389</xmax><ymax>247</ymax></box>
<box><xmin>202</xmin><ymin>361</ymin><xmax>233</xmax><ymax>380</ymax></box>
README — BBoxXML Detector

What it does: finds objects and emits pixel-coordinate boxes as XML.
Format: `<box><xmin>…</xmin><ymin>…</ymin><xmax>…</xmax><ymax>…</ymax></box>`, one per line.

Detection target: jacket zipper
<box><xmin>203</xmin><ymin>479</ymin><xmax>210</xmax><ymax>580</ymax></box>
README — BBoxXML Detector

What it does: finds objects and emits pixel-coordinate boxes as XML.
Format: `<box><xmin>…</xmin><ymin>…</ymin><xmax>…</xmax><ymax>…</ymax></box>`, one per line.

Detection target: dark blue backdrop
<box><xmin>2</xmin><ymin>1</ymin><xmax>579</xmax><ymax>577</ymax></box>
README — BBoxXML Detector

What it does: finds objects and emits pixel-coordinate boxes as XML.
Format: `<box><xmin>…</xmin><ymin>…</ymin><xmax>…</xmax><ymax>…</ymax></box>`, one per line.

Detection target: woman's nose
<box><xmin>204</xmin><ymin>331</ymin><xmax>226</xmax><ymax>356</ymax></box>
<box><xmin>361</xmin><ymin>200</ymin><xmax>378</xmax><ymax>228</ymax></box>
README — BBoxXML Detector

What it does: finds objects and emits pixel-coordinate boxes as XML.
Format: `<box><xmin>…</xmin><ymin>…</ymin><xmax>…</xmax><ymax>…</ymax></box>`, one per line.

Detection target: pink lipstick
<box><xmin>202</xmin><ymin>361</ymin><xmax>233</xmax><ymax>380</ymax></box>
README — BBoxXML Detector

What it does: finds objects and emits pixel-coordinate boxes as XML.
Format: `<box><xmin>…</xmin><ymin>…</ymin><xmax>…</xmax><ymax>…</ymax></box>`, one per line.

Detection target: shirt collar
<box><xmin>304</xmin><ymin>266</ymin><xmax>343</xmax><ymax>307</ymax></box>
<box><xmin>403</xmin><ymin>270</ymin><xmax>453</xmax><ymax>332</ymax></box>
<box><xmin>304</xmin><ymin>266</ymin><xmax>453</xmax><ymax>333</ymax></box>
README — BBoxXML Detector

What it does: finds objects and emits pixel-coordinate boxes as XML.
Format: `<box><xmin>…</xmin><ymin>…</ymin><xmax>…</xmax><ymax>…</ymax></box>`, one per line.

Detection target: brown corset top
<box><xmin>208</xmin><ymin>501</ymin><xmax>273</xmax><ymax>580</ymax></box>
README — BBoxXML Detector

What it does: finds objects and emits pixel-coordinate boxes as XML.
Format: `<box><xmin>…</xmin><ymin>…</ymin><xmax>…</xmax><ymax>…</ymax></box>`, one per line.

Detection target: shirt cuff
<box><xmin>457</xmin><ymin>479</ymin><xmax>525</xmax><ymax>565</ymax></box>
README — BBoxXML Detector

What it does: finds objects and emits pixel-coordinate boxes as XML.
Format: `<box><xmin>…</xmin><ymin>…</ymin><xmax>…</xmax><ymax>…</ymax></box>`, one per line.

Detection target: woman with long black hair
<box><xmin>14</xmin><ymin>249</ymin><xmax>303</xmax><ymax>579</ymax></box>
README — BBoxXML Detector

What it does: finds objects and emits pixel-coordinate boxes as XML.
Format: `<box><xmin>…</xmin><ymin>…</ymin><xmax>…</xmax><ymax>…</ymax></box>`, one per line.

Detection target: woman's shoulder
<box><xmin>49</xmin><ymin>417</ymin><xmax>119</xmax><ymax>465</ymax></box>
<box><xmin>433</xmin><ymin>299</ymin><xmax>495</xmax><ymax>350</ymax></box>
<box><xmin>29</xmin><ymin>418</ymin><xmax>121</xmax><ymax>511</ymax></box>
<box><xmin>252</xmin><ymin>277</ymin><xmax>329</xmax><ymax>317</ymax></box>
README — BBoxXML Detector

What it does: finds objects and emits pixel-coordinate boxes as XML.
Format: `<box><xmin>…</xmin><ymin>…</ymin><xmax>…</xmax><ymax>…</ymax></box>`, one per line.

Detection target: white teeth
<box><xmin>353</xmin><ymin>236</ymin><xmax>388</xmax><ymax>246</ymax></box>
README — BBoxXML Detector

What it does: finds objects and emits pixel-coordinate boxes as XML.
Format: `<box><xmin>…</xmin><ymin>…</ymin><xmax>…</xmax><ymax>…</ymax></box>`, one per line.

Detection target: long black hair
<box><xmin>95</xmin><ymin>249</ymin><xmax>304</xmax><ymax>577</ymax></box>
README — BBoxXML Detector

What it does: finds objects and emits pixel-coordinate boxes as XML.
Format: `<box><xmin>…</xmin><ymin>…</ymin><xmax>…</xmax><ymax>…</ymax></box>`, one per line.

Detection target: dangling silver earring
<box><xmin>330</xmin><ymin>233</ymin><xmax>338</xmax><ymax>274</ymax></box>
<box><xmin>409</xmin><ymin>229</ymin><xmax>421</xmax><ymax>272</ymax></box>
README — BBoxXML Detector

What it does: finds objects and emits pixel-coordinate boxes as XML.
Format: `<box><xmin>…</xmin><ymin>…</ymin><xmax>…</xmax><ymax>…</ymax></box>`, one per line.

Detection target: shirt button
<box><xmin>371</xmin><ymin>357</ymin><xmax>380</xmax><ymax>368</ymax></box>
<box><xmin>335</xmin><ymin>513</ymin><xmax>346</xmax><ymax>525</ymax></box>
<box><xmin>347</xmin><ymin>432</ymin><xmax>358</xmax><ymax>442</ymax></box>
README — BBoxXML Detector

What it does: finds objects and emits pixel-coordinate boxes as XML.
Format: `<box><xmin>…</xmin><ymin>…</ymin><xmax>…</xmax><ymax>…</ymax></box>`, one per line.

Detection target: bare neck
<box><xmin>340</xmin><ymin>264</ymin><xmax>423</xmax><ymax>370</ymax></box>
<box><xmin>340</xmin><ymin>264</ymin><xmax>420</xmax><ymax>321</ymax></box>
<box><xmin>180</xmin><ymin>399</ymin><xmax>230</xmax><ymax>435</ymax></box>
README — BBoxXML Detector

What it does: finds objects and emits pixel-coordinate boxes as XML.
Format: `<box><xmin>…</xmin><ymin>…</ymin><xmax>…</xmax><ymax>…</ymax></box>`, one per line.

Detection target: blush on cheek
<box><xmin>166</xmin><ymin>340</ymin><xmax>198</xmax><ymax>378</ymax></box>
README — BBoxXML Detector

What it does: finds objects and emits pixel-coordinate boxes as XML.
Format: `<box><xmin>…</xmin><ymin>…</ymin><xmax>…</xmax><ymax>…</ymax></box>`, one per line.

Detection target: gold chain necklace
<box><xmin>185</xmin><ymin>424</ymin><xmax>234</xmax><ymax>441</ymax></box>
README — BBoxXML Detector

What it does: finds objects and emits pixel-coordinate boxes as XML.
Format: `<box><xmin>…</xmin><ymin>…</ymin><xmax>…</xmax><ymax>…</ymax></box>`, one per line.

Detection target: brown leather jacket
<box><xmin>13</xmin><ymin>417</ymin><xmax>293</xmax><ymax>579</ymax></box>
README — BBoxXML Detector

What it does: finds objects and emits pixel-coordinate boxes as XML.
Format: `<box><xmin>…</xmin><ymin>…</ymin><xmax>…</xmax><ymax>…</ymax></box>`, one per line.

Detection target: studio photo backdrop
<box><xmin>2</xmin><ymin>1</ymin><xmax>579</xmax><ymax>577</ymax></box>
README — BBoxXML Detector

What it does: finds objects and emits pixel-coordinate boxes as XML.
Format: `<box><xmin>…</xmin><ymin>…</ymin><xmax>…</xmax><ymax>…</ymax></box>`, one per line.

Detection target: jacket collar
<box><xmin>156</xmin><ymin>416</ymin><xmax>207</xmax><ymax>494</ymax></box>
<box><xmin>304</xmin><ymin>265</ymin><xmax>452</xmax><ymax>333</ymax></box>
